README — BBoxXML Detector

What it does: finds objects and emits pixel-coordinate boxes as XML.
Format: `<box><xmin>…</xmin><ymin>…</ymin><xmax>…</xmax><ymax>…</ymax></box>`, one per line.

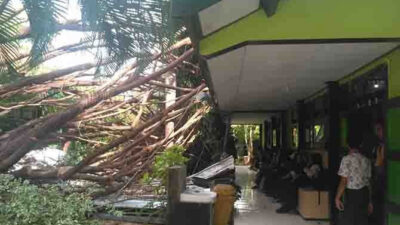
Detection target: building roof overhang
<box><xmin>172</xmin><ymin>0</ymin><xmax>400</xmax><ymax>119</ymax></box>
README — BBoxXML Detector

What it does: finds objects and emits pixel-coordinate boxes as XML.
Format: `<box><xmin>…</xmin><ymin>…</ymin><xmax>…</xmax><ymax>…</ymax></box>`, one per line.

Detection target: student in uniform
<box><xmin>335</xmin><ymin>135</ymin><xmax>373</xmax><ymax>225</ymax></box>
<box><xmin>370</xmin><ymin>121</ymin><xmax>385</xmax><ymax>225</ymax></box>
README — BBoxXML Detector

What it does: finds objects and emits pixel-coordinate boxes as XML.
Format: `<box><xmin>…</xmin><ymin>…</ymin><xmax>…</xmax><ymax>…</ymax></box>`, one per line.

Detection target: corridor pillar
<box><xmin>326</xmin><ymin>81</ymin><xmax>341</xmax><ymax>225</ymax></box>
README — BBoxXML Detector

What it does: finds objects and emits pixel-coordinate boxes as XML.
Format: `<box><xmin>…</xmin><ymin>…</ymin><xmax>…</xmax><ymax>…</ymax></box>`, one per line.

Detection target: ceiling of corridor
<box><xmin>207</xmin><ymin>42</ymin><xmax>399</xmax><ymax>112</ymax></box>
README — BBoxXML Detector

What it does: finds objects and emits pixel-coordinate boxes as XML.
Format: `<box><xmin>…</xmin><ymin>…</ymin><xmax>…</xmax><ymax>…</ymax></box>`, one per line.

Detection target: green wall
<box><xmin>386</xmin><ymin>39</ymin><xmax>400</xmax><ymax>223</ymax></box>
<box><xmin>388</xmin><ymin>108</ymin><xmax>400</xmax><ymax>152</ymax></box>
<box><xmin>340</xmin><ymin>117</ymin><xmax>348</xmax><ymax>148</ymax></box>
<box><xmin>388</xmin><ymin>161</ymin><xmax>400</xmax><ymax>204</ymax></box>
<box><xmin>199</xmin><ymin>0</ymin><xmax>400</xmax><ymax>56</ymax></box>
<box><xmin>388</xmin><ymin>50</ymin><xmax>400</xmax><ymax>99</ymax></box>
<box><xmin>388</xmin><ymin>214</ymin><xmax>400</xmax><ymax>225</ymax></box>
<box><xmin>388</xmin><ymin>213</ymin><xmax>400</xmax><ymax>225</ymax></box>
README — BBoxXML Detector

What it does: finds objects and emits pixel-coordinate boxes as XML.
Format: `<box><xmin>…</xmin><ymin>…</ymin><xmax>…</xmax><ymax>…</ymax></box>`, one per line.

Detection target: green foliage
<box><xmin>231</xmin><ymin>125</ymin><xmax>260</xmax><ymax>144</ymax></box>
<box><xmin>232</xmin><ymin>125</ymin><xmax>260</xmax><ymax>157</ymax></box>
<box><xmin>140</xmin><ymin>172</ymin><xmax>152</xmax><ymax>185</ymax></box>
<box><xmin>235</xmin><ymin>157</ymin><xmax>244</xmax><ymax>165</ymax></box>
<box><xmin>0</xmin><ymin>174</ymin><xmax>99</xmax><ymax>225</ymax></box>
<box><xmin>65</xmin><ymin>141</ymin><xmax>91</xmax><ymax>166</ymax></box>
<box><xmin>141</xmin><ymin>145</ymin><xmax>188</xmax><ymax>186</ymax></box>
<box><xmin>0</xmin><ymin>1</ymin><xmax>21</xmax><ymax>74</ymax></box>
<box><xmin>0</xmin><ymin>102</ymin><xmax>41</xmax><ymax>134</ymax></box>
<box><xmin>0</xmin><ymin>70</ymin><xmax>19</xmax><ymax>84</ymax></box>
<box><xmin>79</xmin><ymin>0</ymin><xmax>180</xmax><ymax>73</ymax></box>
<box><xmin>0</xmin><ymin>0</ymin><xmax>67</xmax><ymax>72</ymax></box>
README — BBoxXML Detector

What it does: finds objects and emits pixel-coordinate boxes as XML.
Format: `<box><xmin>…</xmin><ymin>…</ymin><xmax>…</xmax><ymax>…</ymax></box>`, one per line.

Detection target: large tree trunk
<box><xmin>164</xmin><ymin>73</ymin><xmax>176</xmax><ymax>141</ymax></box>
<box><xmin>0</xmin><ymin>48</ymin><xmax>194</xmax><ymax>172</ymax></box>
<box><xmin>0</xmin><ymin>62</ymin><xmax>101</xmax><ymax>97</ymax></box>
<box><xmin>249</xmin><ymin>127</ymin><xmax>254</xmax><ymax>166</ymax></box>
<box><xmin>11</xmin><ymin>166</ymin><xmax>110</xmax><ymax>183</ymax></box>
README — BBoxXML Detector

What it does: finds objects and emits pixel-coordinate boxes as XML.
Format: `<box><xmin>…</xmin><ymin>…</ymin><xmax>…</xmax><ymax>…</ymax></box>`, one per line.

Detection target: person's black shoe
<box><xmin>276</xmin><ymin>205</ymin><xmax>293</xmax><ymax>214</ymax></box>
<box><xmin>251</xmin><ymin>185</ymin><xmax>259</xmax><ymax>189</ymax></box>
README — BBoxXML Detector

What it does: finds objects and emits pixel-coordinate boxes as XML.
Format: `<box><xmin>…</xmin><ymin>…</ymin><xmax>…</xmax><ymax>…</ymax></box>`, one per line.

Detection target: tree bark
<box><xmin>164</xmin><ymin>73</ymin><xmax>176</xmax><ymax>141</ymax></box>
<box><xmin>12</xmin><ymin>167</ymin><xmax>109</xmax><ymax>183</ymax></box>
<box><xmin>148</xmin><ymin>80</ymin><xmax>193</xmax><ymax>93</ymax></box>
<box><xmin>131</xmin><ymin>91</ymin><xmax>152</xmax><ymax>127</ymax></box>
<box><xmin>0</xmin><ymin>62</ymin><xmax>102</xmax><ymax>97</ymax></box>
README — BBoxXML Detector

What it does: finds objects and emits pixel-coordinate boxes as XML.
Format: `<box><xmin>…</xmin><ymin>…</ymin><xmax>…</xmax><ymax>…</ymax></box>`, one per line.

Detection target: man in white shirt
<box><xmin>335</xmin><ymin>135</ymin><xmax>373</xmax><ymax>225</ymax></box>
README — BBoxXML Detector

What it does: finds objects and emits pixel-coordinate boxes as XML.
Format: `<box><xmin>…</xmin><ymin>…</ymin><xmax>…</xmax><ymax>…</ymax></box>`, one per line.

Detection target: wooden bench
<box><xmin>298</xmin><ymin>187</ymin><xmax>329</xmax><ymax>220</ymax></box>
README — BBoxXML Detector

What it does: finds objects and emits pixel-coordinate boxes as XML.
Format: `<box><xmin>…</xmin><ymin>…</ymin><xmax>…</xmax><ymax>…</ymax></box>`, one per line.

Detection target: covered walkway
<box><xmin>234</xmin><ymin>166</ymin><xmax>328</xmax><ymax>225</ymax></box>
<box><xmin>171</xmin><ymin>1</ymin><xmax>400</xmax><ymax>223</ymax></box>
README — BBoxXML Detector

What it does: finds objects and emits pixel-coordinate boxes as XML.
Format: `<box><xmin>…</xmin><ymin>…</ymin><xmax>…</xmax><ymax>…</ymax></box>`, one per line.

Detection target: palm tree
<box><xmin>0</xmin><ymin>0</ymin><xmax>178</xmax><ymax>76</ymax></box>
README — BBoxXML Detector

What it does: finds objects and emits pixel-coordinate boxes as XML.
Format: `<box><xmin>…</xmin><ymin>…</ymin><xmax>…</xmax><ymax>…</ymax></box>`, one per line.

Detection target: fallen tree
<box><xmin>0</xmin><ymin>33</ymin><xmax>213</xmax><ymax>197</ymax></box>
<box><xmin>0</xmin><ymin>0</ymin><xmax>217</xmax><ymax>199</ymax></box>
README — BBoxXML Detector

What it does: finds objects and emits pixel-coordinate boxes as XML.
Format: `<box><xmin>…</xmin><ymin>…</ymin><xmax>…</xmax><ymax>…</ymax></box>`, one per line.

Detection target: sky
<box><xmin>45</xmin><ymin>0</ymin><xmax>97</xmax><ymax>70</ymax></box>
<box><xmin>12</xmin><ymin>0</ymin><xmax>98</xmax><ymax>71</ymax></box>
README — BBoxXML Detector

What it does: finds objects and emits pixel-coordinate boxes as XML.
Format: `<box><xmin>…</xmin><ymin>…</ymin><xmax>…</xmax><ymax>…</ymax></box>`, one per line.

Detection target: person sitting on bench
<box><xmin>276</xmin><ymin>153</ymin><xmax>323</xmax><ymax>213</ymax></box>
<box><xmin>252</xmin><ymin>150</ymin><xmax>279</xmax><ymax>189</ymax></box>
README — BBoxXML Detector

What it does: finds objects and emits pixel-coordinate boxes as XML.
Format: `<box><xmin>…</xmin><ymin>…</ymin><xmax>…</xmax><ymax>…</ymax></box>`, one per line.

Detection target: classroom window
<box><xmin>292</xmin><ymin>126</ymin><xmax>298</xmax><ymax>148</ymax></box>
<box><xmin>314</xmin><ymin>124</ymin><xmax>324</xmax><ymax>143</ymax></box>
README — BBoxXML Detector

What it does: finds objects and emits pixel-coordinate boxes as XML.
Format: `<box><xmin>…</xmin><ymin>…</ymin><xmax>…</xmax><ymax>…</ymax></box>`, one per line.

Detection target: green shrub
<box><xmin>235</xmin><ymin>157</ymin><xmax>244</xmax><ymax>165</ymax></box>
<box><xmin>0</xmin><ymin>175</ymin><xmax>99</xmax><ymax>225</ymax></box>
<box><xmin>141</xmin><ymin>145</ymin><xmax>188</xmax><ymax>186</ymax></box>
<box><xmin>65</xmin><ymin>141</ymin><xmax>91</xmax><ymax>166</ymax></box>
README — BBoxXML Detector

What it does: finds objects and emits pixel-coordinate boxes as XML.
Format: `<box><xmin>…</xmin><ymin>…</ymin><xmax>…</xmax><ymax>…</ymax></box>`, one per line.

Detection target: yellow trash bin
<box><xmin>213</xmin><ymin>184</ymin><xmax>236</xmax><ymax>225</ymax></box>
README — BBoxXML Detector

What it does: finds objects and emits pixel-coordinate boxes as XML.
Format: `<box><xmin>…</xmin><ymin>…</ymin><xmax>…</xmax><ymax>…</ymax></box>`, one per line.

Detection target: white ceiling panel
<box><xmin>207</xmin><ymin>42</ymin><xmax>399</xmax><ymax>112</ymax></box>
<box><xmin>207</xmin><ymin>47</ymin><xmax>245</xmax><ymax>110</ymax></box>
<box><xmin>199</xmin><ymin>0</ymin><xmax>260</xmax><ymax>36</ymax></box>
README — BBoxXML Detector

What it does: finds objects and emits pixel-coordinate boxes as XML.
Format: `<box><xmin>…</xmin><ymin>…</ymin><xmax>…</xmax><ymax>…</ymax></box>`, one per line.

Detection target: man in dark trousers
<box><xmin>335</xmin><ymin>135</ymin><xmax>373</xmax><ymax>225</ymax></box>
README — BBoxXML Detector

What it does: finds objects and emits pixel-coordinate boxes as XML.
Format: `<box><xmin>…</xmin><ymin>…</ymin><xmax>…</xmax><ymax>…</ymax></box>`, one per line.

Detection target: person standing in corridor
<box><xmin>370</xmin><ymin>121</ymin><xmax>385</xmax><ymax>225</ymax></box>
<box><xmin>335</xmin><ymin>135</ymin><xmax>373</xmax><ymax>225</ymax></box>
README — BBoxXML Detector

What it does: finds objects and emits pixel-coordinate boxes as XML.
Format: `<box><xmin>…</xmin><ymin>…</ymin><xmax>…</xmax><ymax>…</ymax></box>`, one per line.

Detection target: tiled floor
<box><xmin>234</xmin><ymin>166</ymin><xmax>329</xmax><ymax>225</ymax></box>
